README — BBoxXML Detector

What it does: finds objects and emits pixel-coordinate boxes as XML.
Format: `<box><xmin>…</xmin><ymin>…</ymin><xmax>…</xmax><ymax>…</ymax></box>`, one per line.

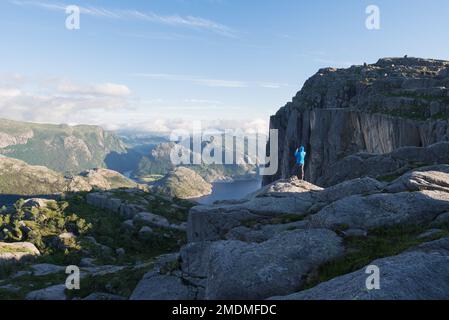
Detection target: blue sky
<box><xmin>1</xmin><ymin>0</ymin><xmax>449</xmax><ymax>132</ymax></box>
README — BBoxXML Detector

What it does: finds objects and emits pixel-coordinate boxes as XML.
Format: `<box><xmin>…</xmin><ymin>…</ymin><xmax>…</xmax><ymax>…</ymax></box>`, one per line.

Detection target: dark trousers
<box><xmin>293</xmin><ymin>164</ymin><xmax>304</xmax><ymax>180</ymax></box>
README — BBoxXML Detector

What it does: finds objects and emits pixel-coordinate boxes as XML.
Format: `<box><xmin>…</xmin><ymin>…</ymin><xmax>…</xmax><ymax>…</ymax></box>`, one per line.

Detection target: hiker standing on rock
<box><xmin>294</xmin><ymin>146</ymin><xmax>306</xmax><ymax>180</ymax></box>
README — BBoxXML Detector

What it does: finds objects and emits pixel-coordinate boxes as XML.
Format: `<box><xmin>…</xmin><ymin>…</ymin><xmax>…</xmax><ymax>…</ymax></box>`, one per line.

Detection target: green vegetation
<box><xmin>377</xmin><ymin>173</ymin><xmax>402</xmax><ymax>182</ymax></box>
<box><xmin>0</xmin><ymin>199</ymin><xmax>90</xmax><ymax>255</ymax></box>
<box><xmin>132</xmin><ymin>139</ymin><xmax>256</xmax><ymax>183</ymax></box>
<box><xmin>376</xmin><ymin>92</ymin><xmax>449</xmax><ymax>121</ymax></box>
<box><xmin>135</xmin><ymin>155</ymin><xmax>174</xmax><ymax>178</ymax></box>
<box><xmin>371</xmin><ymin>103</ymin><xmax>431</xmax><ymax>121</ymax></box>
<box><xmin>268</xmin><ymin>214</ymin><xmax>305</xmax><ymax>225</ymax></box>
<box><xmin>137</xmin><ymin>175</ymin><xmax>164</xmax><ymax>183</ymax></box>
<box><xmin>304</xmin><ymin>223</ymin><xmax>449</xmax><ymax>290</ymax></box>
<box><xmin>135</xmin><ymin>156</ymin><xmax>255</xmax><ymax>183</ymax></box>
<box><xmin>145</xmin><ymin>198</ymin><xmax>191</xmax><ymax>225</ymax></box>
<box><xmin>0</xmin><ymin>158</ymin><xmax>69</xmax><ymax>195</ymax></box>
<box><xmin>67</xmin><ymin>194</ymin><xmax>189</xmax><ymax>263</ymax></box>
<box><xmin>0</xmin><ymin>271</ymin><xmax>68</xmax><ymax>300</ymax></box>
<box><xmin>377</xmin><ymin>162</ymin><xmax>429</xmax><ymax>183</ymax></box>
<box><xmin>0</xmin><ymin>118</ymin><xmax>126</xmax><ymax>173</ymax></box>
<box><xmin>0</xmin><ymin>245</ymin><xmax>33</xmax><ymax>254</ymax></box>
<box><xmin>430</xmin><ymin>112</ymin><xmax>449</xmax><ymax>120</ymax></box>
<box><xmin>0</xmin><ymin>156</ymin><xmax>138</xmax><ymax>196</ymax></box>
<box><xmin>188</xmin><ymin>164</ymin><xmax>255</xmax><ymax>182</ymax></box>
<box><xmin>242</xmin><ymin>214</ymin><xmax>305</xmax><ymax>229</ymax></box>
<box><xmin>101</xmin><ymin>175</ymin><xmax>137</xmax><ymax>190</ymax></box>
<box><xmin>65</xmin><ymin>264</ymin><xmax>153</xmax><ymax>299</ymax></box>
<box><xmin>109</xmin><ymin>189</ymin><xmax>194</xmax><ymax>224</ymax></box>
<box><xmin>152</xmin><ymin>167</ymin><xmax>213</xmax><ymax>199</ymax></box>
<box><xmin>387</xmin><ymin>91</ymin><xmax>449</xmax><ymax>104</ymax></box>
<box><xmin>0</xmin><ymin>189</ymin><xmax>193</xmax><ymax>299</ymax></box>
<box><xmin>387</xmin><ymin>105</ymin><xmax>432</xmax><ymax>121</ymax></box>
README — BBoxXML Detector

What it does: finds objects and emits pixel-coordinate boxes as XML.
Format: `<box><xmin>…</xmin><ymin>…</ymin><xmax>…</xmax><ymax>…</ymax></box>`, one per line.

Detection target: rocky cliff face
<box><xmin>124</xmin><ymin>58</ymin><xmax>449</xmax><ymax>301</ymax></box>
<box><xmin>264</xmin><ymin>57</ymin><xmax>449</xmax><ymax>186</ymax></box>
<box><xmin>318</xmin><ymin>141</ymin><xmax>449</xmax><ymax>186</ymax></box>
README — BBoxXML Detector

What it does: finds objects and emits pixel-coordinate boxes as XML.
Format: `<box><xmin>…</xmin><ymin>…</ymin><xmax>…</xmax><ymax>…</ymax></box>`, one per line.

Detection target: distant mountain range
<box><xmin>0</xmin><ymin>118</ymin><xmax>260</xmax><ymax>193</ymax></box>
<box><xmin>0</xmin><ymin>118</ymin><xmax>126</xmax><ymax>174</ymax></box>
<box><xmin>133</xmin><ymin>140</ymin><xmax>258</xmax><ymax>183</ymax></box>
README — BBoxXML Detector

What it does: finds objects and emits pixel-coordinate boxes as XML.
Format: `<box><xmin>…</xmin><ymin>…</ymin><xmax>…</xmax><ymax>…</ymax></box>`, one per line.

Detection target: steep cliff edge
<box><xmin>264</xmin><ymin>57</ymin><xmax>449</xmax><ymax>186</ymax></box>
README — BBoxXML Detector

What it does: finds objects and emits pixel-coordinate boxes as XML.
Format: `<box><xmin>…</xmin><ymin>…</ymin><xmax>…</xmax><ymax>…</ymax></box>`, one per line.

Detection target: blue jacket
<box><xmin>295</xmin><ymin>146</ymin><xmax>306</xmax><ymax>165</ymax></box>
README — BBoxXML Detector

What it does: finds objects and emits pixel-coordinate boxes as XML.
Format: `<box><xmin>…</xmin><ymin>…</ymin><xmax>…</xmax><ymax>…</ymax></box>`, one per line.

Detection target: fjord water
<box><xmin>195</xmin><ymin>179</ymin><xmax>262</xmax><ymax>205</ymax></box>
<box><xmin>0</xmin><ymin>195</ymin><xmax>22</xmax><ymax>206</ymax></box>
<box><xmin>0</xmin><ymin>175</ymin><xmax>262</xmax><ymax>207</ymax></box>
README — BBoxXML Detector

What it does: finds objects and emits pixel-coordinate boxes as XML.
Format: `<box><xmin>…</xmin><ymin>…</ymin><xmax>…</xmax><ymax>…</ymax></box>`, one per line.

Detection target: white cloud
<box><xmin>131</xmin><ymin>73</ymin><xmax>289</xmax><ymax>89</ymax></box>
<box><xmin>257</xmin><ymin>82</ymin><xmax>285</xmax><ymax>89</ymax></box>
<box><xmin>57</xmin><ymin>82</ymin><xmax>131</xmax><ymax>97</ymax></box>
<box><xmin>0</xmin><ymin>74</ymin><xmax>270</xmax><ymax>135</ymax></box>
<box><xmin>0</xmin><ymin>73</ymin><xmax>26</xmax><ymax>86</ymax></box>
<box><xmin>130</xmin><ymin>73</ymin><xmax>246</xmax><ymax>88</ymax></box>
<box><xmin>117</xmin><ymin>31</ymin><xmax>194</xmax><ymax>41</ymax></box>
<box><xmin>10</xmin><ymin>0</ymin><xmax>237</xmax><ymax>37</ymax></box>
<box><xmin>183</xmin><ymin>99</ymin><xmax>223</xmax><ymax>104</ymax></box>
<box><xmin>124</xmin><ymin>10</ymin><xmax>235</xmax><ymax>37</ymax></box>
<box><xmin>112</xmin><ymin>117</ymin><xmax>269</xmax><ymax>135</ymax></box>
<box><xmin>0</xmin><ymin>88</ymin><xmax>22</xmax><ymax>98</ymax></box>
<box><xmin>0</xmin><ymin>76</ymin><xmax>133</xmax><ymax>124</ymax></box>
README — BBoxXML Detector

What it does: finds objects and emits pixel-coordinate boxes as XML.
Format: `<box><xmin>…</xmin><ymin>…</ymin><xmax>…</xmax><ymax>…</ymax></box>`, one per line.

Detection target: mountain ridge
<box><xmin>0</xmin><ymin>118</ymin><xmax>126</xmax><ymax>174</ymax></box>
<box><xmin>0</xmin><ymin>156</ymin><xmax>139</xmax><ymax>197</ymax></box>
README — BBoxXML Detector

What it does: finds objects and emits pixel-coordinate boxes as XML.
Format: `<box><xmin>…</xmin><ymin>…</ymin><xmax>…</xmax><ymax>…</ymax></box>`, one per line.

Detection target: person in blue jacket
<box><xmin>294</xmin><ymin>146</ymin><xmax>306</xmax><ymax>180</ymax></box>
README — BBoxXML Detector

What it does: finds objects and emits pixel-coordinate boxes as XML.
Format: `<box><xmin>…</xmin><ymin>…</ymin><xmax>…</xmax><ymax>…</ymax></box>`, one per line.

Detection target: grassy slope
<box><xmin>0</xmin><ymin>158</ymin><xmax>68</xmax><ymax>195</ymax></box>
<box><xmin>304</xmin><ymin>223</ymin><xmax>449</xmax><ymax>290</ymax></box>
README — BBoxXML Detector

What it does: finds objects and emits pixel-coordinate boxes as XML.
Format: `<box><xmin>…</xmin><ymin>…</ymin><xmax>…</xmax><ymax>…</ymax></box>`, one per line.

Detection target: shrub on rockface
<box><xmin>0</xmin><ymin>199</ymin><xmax>91</xmax><ymax>254</ymax></box>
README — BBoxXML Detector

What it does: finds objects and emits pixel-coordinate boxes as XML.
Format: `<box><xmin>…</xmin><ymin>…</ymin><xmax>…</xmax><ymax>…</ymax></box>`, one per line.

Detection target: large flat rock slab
<box><xmin>0</xmin><ymin>242</ymin><xmax>40</xmax><ymax>264</ymax></box>
<box><xmin>205</xmin><ymin>229</ymin><xmax>344</xmax><ymax>300</ymax></box>
<box><xmin>272</xmin><ymin>238</ymin><xmax>449</xmax><ymax>300</ymax></box>
<box><xmin>310</xmin><ymin>190</ymin><xmax>449</xmax><ymax>230</ymax></box>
